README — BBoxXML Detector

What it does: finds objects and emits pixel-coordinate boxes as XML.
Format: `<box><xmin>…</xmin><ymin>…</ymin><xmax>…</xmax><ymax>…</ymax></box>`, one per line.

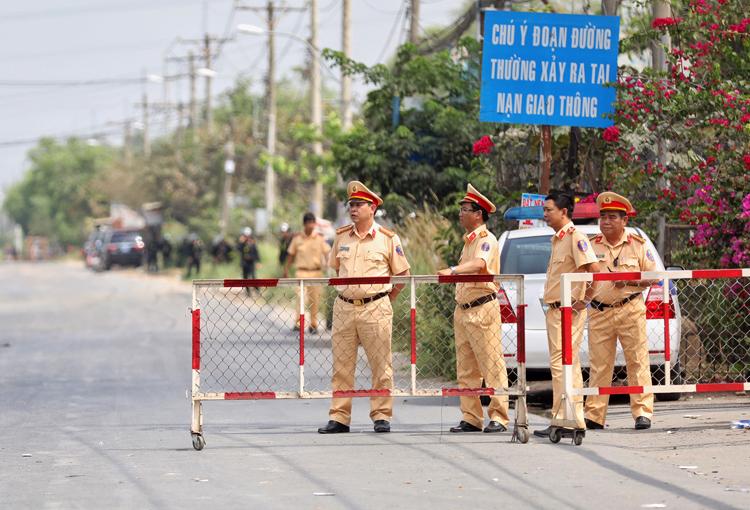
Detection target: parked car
<box><xmin>497</xmin><ymin>223</ymin><xmax>682</xmax><ymax>400</ymax></box>
<box><xmin>101</xmin><ymin>229</ymin><xmax>145</xmax><ymax>269</ymax></box>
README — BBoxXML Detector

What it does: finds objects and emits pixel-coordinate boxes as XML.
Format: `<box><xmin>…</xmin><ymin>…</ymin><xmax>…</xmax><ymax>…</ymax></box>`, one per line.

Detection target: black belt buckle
<box><xmin>460</xmin><ymin>293</ymin><xmax>496</xmax><ymax>310</ymax></box>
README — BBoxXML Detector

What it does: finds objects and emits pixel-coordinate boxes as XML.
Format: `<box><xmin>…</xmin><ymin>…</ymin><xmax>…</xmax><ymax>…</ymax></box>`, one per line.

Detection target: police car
<box><xmin>498</xmin><ymin>204</ymin><xmax>682</xmax><ymax>399</ymax></box>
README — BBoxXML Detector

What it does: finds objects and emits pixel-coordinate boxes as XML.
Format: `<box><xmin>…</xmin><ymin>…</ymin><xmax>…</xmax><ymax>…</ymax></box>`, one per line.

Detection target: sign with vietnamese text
<box><xmin>480</xmin><ymin>12</ymin><xmax>620</xmax><ymax>128</ymax></box>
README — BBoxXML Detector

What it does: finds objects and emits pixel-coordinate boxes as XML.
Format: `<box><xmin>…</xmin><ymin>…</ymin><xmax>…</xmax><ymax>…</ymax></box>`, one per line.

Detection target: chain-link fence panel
<box><xmin>189</xmin><ymin>275</ymin><xmax>529</xmax><ymax>448</ymax></box>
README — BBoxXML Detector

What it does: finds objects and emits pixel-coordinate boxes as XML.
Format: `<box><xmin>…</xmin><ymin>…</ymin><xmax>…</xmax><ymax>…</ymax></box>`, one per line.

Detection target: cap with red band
<box><xmin>460</xmin><ymin>183</ymin><xmax>496</xmax><ymax>214</ymax></box>
<box><xmin>596</xmin><ymin>191</ymin><xmax>634</xmax><ymax>215</ymax></box>
<box><xmin>347</xmin><ymin>180</ymin><xmax>383</xmax><ymax>206</ymax></box>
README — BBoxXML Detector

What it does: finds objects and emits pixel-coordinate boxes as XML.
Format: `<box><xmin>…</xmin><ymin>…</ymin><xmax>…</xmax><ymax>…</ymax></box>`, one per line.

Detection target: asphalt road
<box><xmin>2</xmin><ymin>261</ymin><xmax>749</xmax><ymax>509</ymax></box>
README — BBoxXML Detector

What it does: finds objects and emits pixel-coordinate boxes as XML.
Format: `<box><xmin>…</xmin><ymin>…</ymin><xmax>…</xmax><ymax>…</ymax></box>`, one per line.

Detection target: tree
<box><xmin>604</xmin><ymin>0</ymin><xmax>750</xmax><ymax>268</ymax></box>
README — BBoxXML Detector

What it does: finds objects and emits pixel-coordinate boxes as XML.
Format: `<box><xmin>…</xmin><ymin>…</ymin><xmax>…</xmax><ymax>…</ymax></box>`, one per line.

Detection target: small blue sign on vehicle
<box><xmin>480</xmin><ymin>11</ymin><xmax>620</xmax><ymax>128</ymax></box>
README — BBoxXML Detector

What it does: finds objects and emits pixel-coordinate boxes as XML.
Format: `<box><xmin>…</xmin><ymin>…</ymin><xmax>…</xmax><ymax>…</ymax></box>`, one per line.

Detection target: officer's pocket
<box><xmin>618</xmin><ymin>257</ymin><xmax>639</xmax><ymax>270</ymax></box>
<box><xmin>364</xmin><ymin>251</ymin><xmax>387</xmax><ymax>275</ymax></box>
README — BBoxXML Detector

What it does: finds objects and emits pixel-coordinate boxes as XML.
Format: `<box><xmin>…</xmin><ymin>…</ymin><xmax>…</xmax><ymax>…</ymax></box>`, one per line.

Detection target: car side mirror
<box><xmin>666</xmin><ymin>265</ymin><xmax>685</xmax><ymax>271</ymax></box>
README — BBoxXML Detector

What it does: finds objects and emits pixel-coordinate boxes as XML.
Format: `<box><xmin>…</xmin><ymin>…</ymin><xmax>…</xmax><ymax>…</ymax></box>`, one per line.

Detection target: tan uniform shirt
<box><xmin>455</xmin><ymin>224</ymin><xmax>500</xmax><ymax>305</ymax></box>
<box><xmin>544</xmin><ymin>221</ymin><xmax>598</xmax><ymax>303</ymax></box>
<box><xmin>287</xmin><ymin>231</ymin><xmax>330</xmax><ymax>270</ymax></box>
<box><xmin>591</xmin><ymin>231</ymin><xmax>657</xmax><ymax>304</ymax></box>
<box><xmin>329</xmin><ymin>222</ymin><xmax>410</xmax><ymax>299</ymax></box>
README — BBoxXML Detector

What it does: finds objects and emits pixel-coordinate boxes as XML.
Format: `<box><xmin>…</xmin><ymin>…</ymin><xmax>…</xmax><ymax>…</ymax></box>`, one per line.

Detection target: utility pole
<box><xmin>409</xmin><ymin>0</ymin><xmax>420</xmax><ymax>44</ymax></box>
<box><xmin>189</xmin><ymin>52</ymin><xmax>198</xmax><ymax>129</ymax></box>
<box><xmin>123</xmin><ymin>120</ymin><xmax>132</xmax><ymax>165</ymax></box>
<box><xmin>220</xmin><ymin>138</ymin><xmax>236</xmax><ymax>237</ymax></box>
<box><xmin>142</xmin><ymin>92</ymin><xmax>150</xmax><ymax>158</ymax></box>
<box><xmin>236</xmin><ymin>1</ymin><xmax>306</xmax><ymax>223</ymax></box>
<box><xmin>204</xmin><ymin>33</ymin><xmax>213</xmax><ymax>129</ymax></box>
<box><xmin>341</xmin><ymin>0</ymin><xmax>352</xmax><ymax>130</ymax></box>
<box><xmin>311</xmin><ymin>0</ymin><xmax>324</xmax><ymax>218</ymax></box>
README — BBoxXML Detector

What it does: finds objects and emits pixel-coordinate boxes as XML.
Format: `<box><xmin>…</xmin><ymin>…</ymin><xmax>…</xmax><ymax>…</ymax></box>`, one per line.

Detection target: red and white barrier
<box><xmin>558</xmin><ymin>268</ymin><xmax>750</xmax><ymax>432</ymax></box>
<box><xmin>189</xmin><ymin>274</ymin><xmax>528</xmax><ymax>448</ymax></box>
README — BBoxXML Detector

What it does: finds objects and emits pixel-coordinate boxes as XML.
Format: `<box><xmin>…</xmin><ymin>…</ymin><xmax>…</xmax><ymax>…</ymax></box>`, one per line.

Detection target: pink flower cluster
<box><xmin>602</xmin><ymin>126</ymin><xmax>620</xmax><ymax>142</ymax></box>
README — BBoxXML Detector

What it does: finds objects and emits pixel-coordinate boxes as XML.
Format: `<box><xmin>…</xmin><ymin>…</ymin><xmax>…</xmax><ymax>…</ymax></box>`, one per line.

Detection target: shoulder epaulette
<box><xmin>567</xmin><ymin>226</ymin><xmax>577</xmax><ymax>233</ymax></box>
<box><xmin>479</xmin><ymin>230</ymin><xmax>488</xmax><ymax>238</ymax></box>
<box><xmin>629</xmin><ymin>233</ymin><xmax>646</xmax><ymax>244</ymax></box>
<box><xmin>336</xmin><ymin>224</ymin><xmax>353</xmax><ymax>234</ymax></box>
<box><xmin>378</xmin><ymin>226</ymin><xmax>395</xmax><ymax>238</ymax></box>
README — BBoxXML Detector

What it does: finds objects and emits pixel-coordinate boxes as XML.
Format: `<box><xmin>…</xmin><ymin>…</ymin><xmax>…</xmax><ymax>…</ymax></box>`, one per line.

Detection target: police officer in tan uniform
<box><xmin>585</xmin><ymin>192</ymin><xmax>657</xmax><ymax>430</ymax></box>
<box><xmin>534</xmin><ymin>190</ymin><xmax>601</xmax><ymax>438</ymax></box>
<box><xmin>284</xmin><ymin>212</ymin><xmax>331</xmax><ymax>332</ymax></box>
<box><xmin>438</xmin><ymin>184</ymin><xmax>509</xmax><ymax>433</ymax></box>
<box><xmin>318</xmin><ymin>181</ymin><xmax>411</xmax><ymax>434</ymax></box>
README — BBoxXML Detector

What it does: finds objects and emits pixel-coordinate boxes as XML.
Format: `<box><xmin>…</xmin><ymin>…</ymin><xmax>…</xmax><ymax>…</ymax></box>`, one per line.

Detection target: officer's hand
<box><xmin>437</xmin><ymin>268</ymin><xmax>451</xmax><ymax>276</ymax></box>
<box><xmin>614</xmin><ymin>281</ymin><xmax>627</xmax><ymax>289</ymax></box>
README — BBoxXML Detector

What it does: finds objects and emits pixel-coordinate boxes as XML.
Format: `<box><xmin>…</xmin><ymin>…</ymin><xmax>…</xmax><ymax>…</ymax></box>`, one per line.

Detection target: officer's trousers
<box><xmin>546</xmin><ymin>307</ymin><xmax>586</xmax><ymax>429</ymax></box>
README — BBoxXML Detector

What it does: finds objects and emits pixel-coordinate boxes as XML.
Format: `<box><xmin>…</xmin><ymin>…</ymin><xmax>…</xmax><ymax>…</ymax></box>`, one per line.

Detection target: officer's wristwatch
<box><xmin>450</xmin><ymin>266</ymin><xmax>457</xmax><ymax>275</ymax></box>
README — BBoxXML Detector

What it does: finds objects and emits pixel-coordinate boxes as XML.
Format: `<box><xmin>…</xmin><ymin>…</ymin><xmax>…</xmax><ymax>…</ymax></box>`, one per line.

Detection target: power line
<box><xmin>0</xmin><ymin>0</ymin><xmax>228</xmax><ymax>22</ymax></box>
<box><xmin>376</xmin><ymin>0</ymin><xmax>408</xmax><ymax>63</ymax></box>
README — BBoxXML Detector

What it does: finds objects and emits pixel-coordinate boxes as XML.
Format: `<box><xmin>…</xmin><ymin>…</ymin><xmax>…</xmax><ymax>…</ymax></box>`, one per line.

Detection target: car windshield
<box><xmin>500</xmin><ymin>235</ymin><xmax>552</xmax><ymax>274</ymax></box>
<box><xmin>110</xmin><ymin>231</ymin><xmax>140</xmax><ymax>243</ymax></box>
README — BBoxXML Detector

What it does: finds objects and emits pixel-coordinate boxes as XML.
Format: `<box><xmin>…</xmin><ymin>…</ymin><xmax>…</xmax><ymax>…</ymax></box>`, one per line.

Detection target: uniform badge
<box><xmin>395</xmin><ymin>245</ymin><xmax>404</xmax><ymax>256</ymax></box>
<box><xmin>596</xmin><ymin>253</ymin><xmax>605</xmax><ymax>259</ymax></box>
<box><xmin>577</xmin><ymin>239</ymin><xmax>589</xmax><ymax>252</ymax></box>
<box><xmin>481</xmin><ymin>242</ymin><xmax>490</xmax><ymax>252</ymax></box>
<box><xmin>646</xmin><ymin>249</ymin><xmax>655</xmax><ymax>262</ymax></box>
<box><xmin>339</xmin><ymin>245</ymin><xmax>350</xmax><ymax>252</ymax></box>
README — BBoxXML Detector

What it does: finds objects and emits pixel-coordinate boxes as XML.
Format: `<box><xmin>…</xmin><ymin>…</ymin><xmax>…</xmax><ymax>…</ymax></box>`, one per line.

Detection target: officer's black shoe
<box><xmin>308</xmin><ymin>326</ymin><xmax>318</xmax><ymax>334</ymax></box>
<box><xmin>635</xmin><ymin>416</ymin><xmax>651</xmax><ymax>430</ymax></box>
<box><xmin>483</xmin><ymin>421</ymin><xmax>507</xmax><ymax>433</ymax></box>
<box><xmin>449</xmin><ymin>420</ymin><xmax>482</xmax><ymax>433</ymax></box>
<box><xmin>317</xmin><ymin>420</ymin><xmax>350</xmax><ymax>434</ymax></box>
<box><xmin>373</xmin><ymin>420</ymin><xmax>390</xmax><ymax>433</ymax></box>
<box><xmin>585</xmin><ymin>418</ymin><xmax>604</xmax><ymax>430</ymax></box>
<box><xmin>532</xmin><ymin>426</ymin><xmax>552</xmax><ymax>438</ymax></box>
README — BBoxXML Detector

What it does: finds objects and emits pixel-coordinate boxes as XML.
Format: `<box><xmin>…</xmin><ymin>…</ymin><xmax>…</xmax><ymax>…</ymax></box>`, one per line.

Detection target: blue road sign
<box><xmin>480</xmin><ymin>11</ymin><xmax>620</xmax><ymax>128</ymax></box>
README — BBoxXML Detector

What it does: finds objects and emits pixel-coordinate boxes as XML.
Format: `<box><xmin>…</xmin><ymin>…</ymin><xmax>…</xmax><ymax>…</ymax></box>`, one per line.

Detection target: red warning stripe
<box><xmin>691</xmin><ymin>269</ymin><xmax>743</xmax><ymax>279</ymax></box>
<box><xmin>191</xmin><ymin>309</ymin><xmax>200</xmax><ymax>370</ymax></box>
<box><xmin>328</xmin><ymin>276</ymin><xmax>392</xmax><ymax>286</ymax></box>
<box><xmin>599</xmin><ymin>385</ymin><xmax>644</xmax><ymax>395</ymax></box>
<box><xmin>223</xmin><ymin>278</ymin><xmax>279</xmax><ymax>287</ymax></box>
<box><xmin>225</xmin><ymin>392</ymin><xmax>277</xmax><ymax>400</ymax></box>
<box><xmin>333</xmin><ymin>389</ymin><xmax>391</xmax><ymax>398</ymax></box>
<box><xmin>592</xmin><ymin>271</ymin><xmax>641</xmax><ymax>282</ymax></box>
<box><xmin>437</xmin><ymin>274</ymin><xmax>495</xmax><ymax>284</ymax></box>
<box><xmin>696</xmin><ymin>383</ymin><xmax>745</xmax><ymax>393</ymax></box>
<box><xmin>442</xmin><ymin>387</ymin><xmax>495</xmax><ymax>397</ymax></box>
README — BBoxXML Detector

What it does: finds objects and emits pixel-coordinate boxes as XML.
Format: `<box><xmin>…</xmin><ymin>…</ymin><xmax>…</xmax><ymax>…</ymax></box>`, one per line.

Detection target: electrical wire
<box><xmin>375</xmin><ymin>0</ymin><xmax>407</xmax><ymax>63</ymax></box>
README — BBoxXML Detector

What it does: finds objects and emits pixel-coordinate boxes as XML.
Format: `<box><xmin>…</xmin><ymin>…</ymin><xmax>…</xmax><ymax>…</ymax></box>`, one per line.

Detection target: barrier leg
<box><xmin>191</xmin><ymin>398</ymin><xmax>205</xmax><ymax>451</ymax></box>
<box><xmin>550</xmin><ymin>297</ymin><xmax>584</xmax><ymax>446</ymax></box>
<box><xmin>512</xmin><ymin>304</ymin><xmax>529</xmax><ymax>443</ymax></box>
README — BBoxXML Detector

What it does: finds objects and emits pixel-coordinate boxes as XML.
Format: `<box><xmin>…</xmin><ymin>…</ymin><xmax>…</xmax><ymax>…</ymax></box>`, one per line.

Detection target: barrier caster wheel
<box><xmin>516</xmin><ymin>427</ymin><xmax>529</xmax><ymax>444</ymax></box>
<box><xmin>573</xmin><ymin>431</ymin><xmax>584</xmax><ymax>446</ymax></box>
<box><xmin>549</xmin><ymin>427</ymin><xmax>562</xmax><ymax>444</ymax></box>
<box><xmin>191</xmin><ymin>433</ymin><xmax>205</xmax><ymax>451</ymax></box>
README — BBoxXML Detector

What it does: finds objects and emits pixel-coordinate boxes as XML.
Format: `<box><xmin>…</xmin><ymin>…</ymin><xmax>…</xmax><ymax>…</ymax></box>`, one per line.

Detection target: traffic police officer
<box><xmin>585</xmin><ymin>192</ymin><xmax>656</xmax><ymax>430</ymax></box>
<box><xmin>318</xmin><ymin>181</ymin><xmax>411</xmax><ymax>434</ymax></box>
<box><xmin>534</xmin><ymin>190</ymin><xmax>600</xmax><ymax>438</ymax></box>
<box><xmin>438</xmin><ymin>184</ymin><xmax>509</xmax><ymax>433</ymax></box>
<box><xmin>284</xmin><ymin>212</ymin><xmax>331</xmax><ymax>333</ymax></box>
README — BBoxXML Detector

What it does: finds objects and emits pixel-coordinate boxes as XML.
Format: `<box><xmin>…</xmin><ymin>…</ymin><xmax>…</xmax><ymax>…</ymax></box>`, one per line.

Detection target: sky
<box><xmin>0</xmin><ymin>0</ymin><xmax>466</xmax><ymax>199</ymax></box>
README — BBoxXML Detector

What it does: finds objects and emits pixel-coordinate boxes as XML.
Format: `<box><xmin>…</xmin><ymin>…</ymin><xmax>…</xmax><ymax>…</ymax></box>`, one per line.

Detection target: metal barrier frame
<box><xmin>189</xmin><ymin>274</ymin><xmax>527</xmax><ymax>449</ymax></box>
<box><xmin>554</xmin><ymin>268</ymin><xmax>750</xmax><ymax>445</ymax></box>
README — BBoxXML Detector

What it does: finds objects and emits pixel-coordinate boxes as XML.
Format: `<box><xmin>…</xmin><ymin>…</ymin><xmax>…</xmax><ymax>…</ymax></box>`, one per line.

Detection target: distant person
<box><xmin>284</xmin><ymin>212</ymin><xmax>331</xmax><ymax>333</ymax></box>
<box><xmin>237</xmin><ymin>227</ymin><xmax>261</xmax><ymax>294</ymax></box>
<box><xmin>185</xmin><ymin>234</ymin><xmax>203</xmax><ymax>278</ymax></box>
<box><xmin>146</xmin><ymin>239</ymin><xmax>159</xmax><ymax>273</ymax></box>
<box><xmin>211</xmin><ymin>235</ymin><xmax>233</xmax><ymax>264</ymax></box>
<box><xmin>278</xmin><ymin>222</ymin><xmax>293</xmax><ymax>266</ymax></box>
<box><xmin>160</xmin><ymin>235</ymin><xmax>173</xmax><ymax>268</ymax></box>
